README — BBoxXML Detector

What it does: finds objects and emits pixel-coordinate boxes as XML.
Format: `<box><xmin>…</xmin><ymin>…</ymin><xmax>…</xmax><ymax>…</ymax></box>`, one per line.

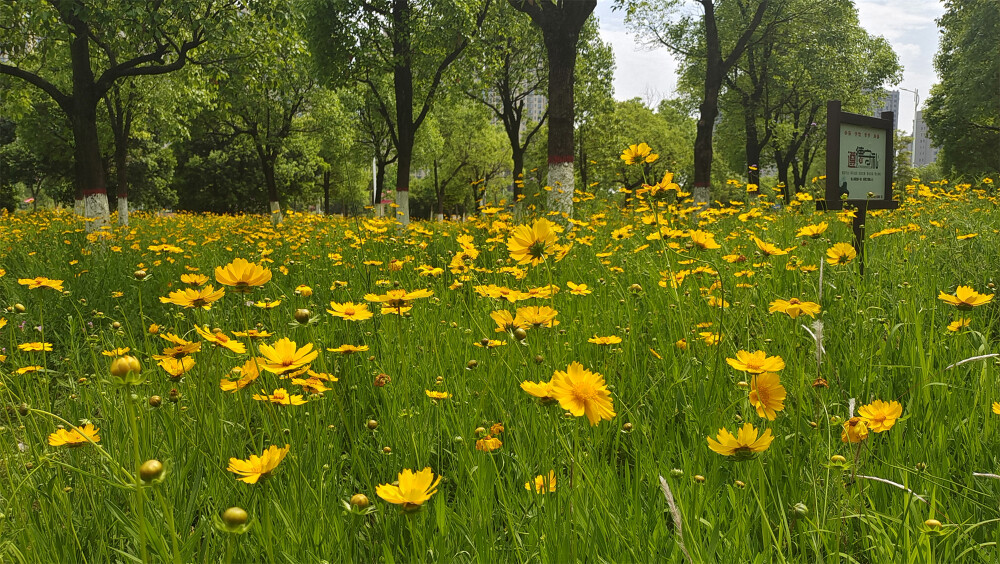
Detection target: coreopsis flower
<box><xmin>215</xmin><ymin>258</ymin><xmax>272</xmax><ymax>293</ymax></box>
<box><xmin>947</xmin><ymin>318</ymin><xmax>971</xmax><ymax>332</ymax></box>
<box><xmin>0</xmin><ymin>317</ymin><xmax>6</xmax><ymax>330</ymax></box>
<box><xmin>707</xmin><ymin>423</ymin><xmax>773</xmax><ymax>458</ymax></box>
<box><xmin>48</xmin><ymin>424</ymin><xmax>100</xmax><ymax>447</ymax></box>
<box><xmin>291</xmin><ymin>376</ymin><xmax>330</xmax><ymax>394</ymax></box>
<box><xmin>233</xmin><ymin>329</ymin><xmax>273</xmax><ymax>339</ymax></box>
<box><xmin>796</xmin><ymin>223</ymin><xmax>828</xmax><ymax>238</ymax></box>
<box><xmin>620</xmin><ymin>142</ymin><xmax>658</xmax><ymax>165</ymax></box>
<box><xmin>748</xmin><ymin>373</ymin><xmax>786</xmax><ymax>420</ymax></box>
<box><xmin>159</xmin><ymin>285</ymin><xmax>225</xmax><ymax>310</ymax></box>
<box><xmin>18</xmin><ymin>342</ymin><xmax>53</xmax><ymax>352</ymax></box>
<box><xmin>689</xmin><ymin>230</ymin><xmax>721</xmax><ymax>250</ymax></box>
<box><xmin>699</xmin><ymin>332</ymin><xmax>722</xmax><ymax>345</ymax></box>
<box><xmin>753</xmin><ymin>237</ymin><xmax>790</xmax><ymax>256</ymax></box>
<box><xmin>227</xmin><ymin>444</ymin><xmax>289</xmax><ymax>484</ymax></box>
<box><xmin>376</xmin><ymin>467</ymin><xmax>441</xmax><ymax>510</ymax></box>
<box><xmin>474</xmin><ymin>339</ymin><xmax>506</xmax><ymax>348</ymax></box>
<box><xmin>938</xmin><ymin>286</ymin><xmax>994</xmax><ymax>309</ymax></box>
<box><xmin>475</xmin><ymin>285</ymin><xmax>528</xmax><ymax>303</ymax></box>
<box><xmin>220</xmin><ymin>358</ymin><xmax>263</xmax><ymax>392</ymax></box>
<box><xmin>768</xmin><ymin>298</ymin><xmax>821</xmax><ymax>319</ymax></box>
<box><xmin>159</xmin><ymin>357</ymin><xmax>196</xmax><ymax>379</ymax></box>
<box><xmin>550</xmin><ymin>362</ymin><xmax>615</xmax><ymax>426</ymax></box>
<box><xmin>180</xmin><ymin>273</ymin><xmax>209</xmax><ymax>286</ymax></box>
<box><xmin>194</xmin><ymin>326</ymin><xmax>246</xmax><ymax>354</ymax></box>
<box><xmin>525</xmin><ymin>470</ymin><xmax>557</xmax><ymax>494</ymax></box>
<box><xmin>993</xmin><ymin>402</ymin><xmax>1000</xmax><ymax>415</ymax></box>
<box><xmin>490</xmin><ymin>310</ymin><xmax>528</xmax><ymax>333</ymax></box>
<box><xmin>588</xmin><ymin>335</ymin><xmax>622</xmax><ymax>346</ymax></box>
<box><xmin>153</xmin><ymin>341</ymin><xmax>201</xmax><ymax>360</ymax></box>
<box><xmin>16</xmin><ymin>366</ymin><xmax>43</xmax><ymax>374</ymax></box>
<box><xmin>516</xmin><ymin>305</ymin><xmax>559</xmax><ymax>328</ymax></box>
<box><xmin>826</xmin><ymin>242</ymin><xmax>857</xmax><ymax>265</ymax></box>
<box><xmin>841</xmin><ymin>417</ymin><xmax>869</xmax><ymax>443</ymax></box>
<box><xmin>520</xmin><ymin>380</ymin><xmax>556</xmax><ymax>401</ymax></box>
<box><xmin>326</xmin><ymin>301</ymin><xmax>373</xmax><ymax>321</ymax></box>
<box><xmin>476</xmin><ymin>435</ymin><xmax>502</xmax><ymax>452</ymax></box>
<box><xmin>507</xmin><ymin>218</ymin><xmax>560</xmax><ymax>266</ymax></box>
<box><xmin>253</xmin><ymin>299</ymin><xmax>282</xmax><ymax>309</ymax></box>
<box><xmin>726</xmin><ymin>350</ymin><xmax>785</xmax><ymax>374</ymax></box>
<box><xmin>257</xmin><ymin>338</ymin><xmax>318</xmax><ymax>375</ymax></box>
<box><xmin>18</xmin><ymin>277</ymin><xmax>64</xmax><ymax>291</ymax></box>
<box><xmin>327</xmin><ymin>344</ymin><xmax>369</xmax><ymax>355</ymax></box>
<box><xmin>364</xmin><ymin>288</ymin><xmax>433</xmax><ymax>314</ymax></box>
<box><xmin>253</xmin><ymin>388</ymin><xmax>307</xmax><ymax>406</ymax></box>
<box><xmin>425</xmin><ymin>390</ymin><xmax>451</xmax><ymax>399</ymax></box>
<box><xmin>294</xmin><ymin>285</ymin><xmax>313</xmax><ymax>297</ymax></box>
<box><xmin>858</xmin><ymin>400</ymin><xmax>902</xmax><ymax>433</ymax></box>
<box><xmin>566</xmin><ymin>281</ymin><xmax>592</xmax><ymax>296</ymax></box>
<box><xmin>101</xmin><ymin>347</ymin><xmax>131</xmax><ymax>357</ymax></box>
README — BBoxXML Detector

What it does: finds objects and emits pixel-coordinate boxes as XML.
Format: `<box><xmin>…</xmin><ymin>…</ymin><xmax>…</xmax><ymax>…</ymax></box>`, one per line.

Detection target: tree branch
<box><xmin>0</xmin><ymin>63</ymin><xmax>71</xmax><ymax>112</ymax></box>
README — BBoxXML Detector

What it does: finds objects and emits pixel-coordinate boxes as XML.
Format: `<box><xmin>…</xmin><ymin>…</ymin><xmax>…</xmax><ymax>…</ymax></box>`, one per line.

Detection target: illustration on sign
<box><xmin>839</xmin><ymin>123</ymin><xmax>886</xmax><ymax>200</ymax></box>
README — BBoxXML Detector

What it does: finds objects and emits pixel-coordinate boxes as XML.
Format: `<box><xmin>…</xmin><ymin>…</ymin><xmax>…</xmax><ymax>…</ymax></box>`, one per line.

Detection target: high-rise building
<box><xmin>911</xmin><ymin>110</ymin><xmax>939</xmax><ymax>167</ymax></box>
<box><xmin>869</xmin><ymin>90</ymin><xmax>900</xmax><ymax>131</ymax></box>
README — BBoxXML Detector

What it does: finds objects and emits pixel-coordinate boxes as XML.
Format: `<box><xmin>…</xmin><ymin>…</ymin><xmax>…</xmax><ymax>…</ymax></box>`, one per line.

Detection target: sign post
<box><xmin>818</xmin><ymin>100</ymin><xmax>899</xmax><ymax>275</ymax></box>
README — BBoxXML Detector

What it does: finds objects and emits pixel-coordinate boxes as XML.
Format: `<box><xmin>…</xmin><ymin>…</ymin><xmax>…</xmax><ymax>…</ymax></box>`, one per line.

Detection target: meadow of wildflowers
<box><xmin>1</xmin><ymin>166</ymin><xmax>999</xmax><ymax>562</ymax></box>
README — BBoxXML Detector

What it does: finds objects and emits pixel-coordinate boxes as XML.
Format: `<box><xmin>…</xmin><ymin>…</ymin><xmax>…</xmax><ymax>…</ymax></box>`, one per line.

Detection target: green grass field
<box><xmin>1</xmin><ymin>179</ymin><xmax>999</xmax><ymax>563</ymax></box>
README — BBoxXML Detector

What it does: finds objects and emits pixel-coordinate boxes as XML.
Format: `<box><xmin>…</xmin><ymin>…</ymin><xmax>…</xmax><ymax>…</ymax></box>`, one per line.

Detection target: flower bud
<box><xmin>294</xmin><ymin>309</ymin><xmax>311</xmax><ymax>324</ymax></box>
<box><xmin>349</xmin><ymin>494</ymin><xmax>369</xmax><ymax>509</ymax></box>
<box><xmin>467</xmin><ymin>360</ymin><xmax>478</xmax><ymax>369</ymax></box>
<box><xmin>139</xmin><ymin>459</ymin><xmax>164</xmax><ymax>483</ymax></box>
<box><xmin>149</xmin><ymin>395</ymin><xmax>162</xmax><ymax>408</ymax></box>
<box><xmin>134</xmin><ymin>270</ymin><xmax>147</xmax><ymax>280</ymax></box>
<box><xmin>222</xmin><ymin>507</ymin><xmax>249</xmax><ymax>528</ymax></box>
<box><xmin>924</xmin><ymin>519</ymin><xmax>942</xmax><ymax>529</ymax></box>
<box><xmin>366</xmin><ymin>419</ymin><xmax>378</xmax><ymax>430</ymax></box>
<box><xmin>513</xmin><ymin>328</ymin><xmax>527</xmax><ymax>341</ymax></box>
<box><xmin>14</xmin><ymin>303</ymin><xmax>26</xmax><ymax>313</ymax></box>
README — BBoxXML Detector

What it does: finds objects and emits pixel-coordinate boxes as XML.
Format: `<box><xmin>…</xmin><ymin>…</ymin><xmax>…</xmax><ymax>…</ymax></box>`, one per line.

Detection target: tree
<box><xmin>924</xmin><ymin>0</ymin><xmax>999</xmax><ymax>177</ymax></box>
<box><xmin>306</xmin><ymin>0</ymin><xmax>492</xmax><ymax>224</ymax></box>
<box><xmin>622</xmin><ymin>0</ymin><xmax>779</xmax><ymax>204</ymax></box>
<box><xmin>0</xmin><ymin>0</ymin><xmax>237</xmax><ymax>229</ymax></box>
<box><xmin>508</xmin><ymin>0</ymin><xmax>597</xmax><ymax>217</ymax></box>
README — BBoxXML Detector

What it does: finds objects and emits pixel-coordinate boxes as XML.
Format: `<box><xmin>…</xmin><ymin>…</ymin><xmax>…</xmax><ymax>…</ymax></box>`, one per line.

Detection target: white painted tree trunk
<box><xmin>396</xmin><ymin>190</ymin><xmax>410</xmax><ymax>225</ymax></box>
<box><xmin>269</xmin><ymin>201</ymin><xmax>283</xmax><ymax>225</ymax></box>
<box><xmin>547</xmin><ymin>161</ymin><xmax>574</xmax><ymax>217</ymax></box>
<box><xmin>375</xmin><ymin>203</ymin><xmax>384</xmax><ymax>217</ymax></box>
<box><xmin>73</xmin><ymin>199</ymin><xmax>85</xmax><ymax>216</ymax></box>
<box><xmin>692</xmin><ymin>185</ymin><xmax>711</xmax><ymax>206</ymax></box>
<box><xmin>118</xmin><ymin>197</ymin><xmax>129</xmax><ymax>226</ymax></box>
<box><xmin>435</xmin><ymin>213</ymin><xmax>444</xmax><ymax>222</ymax></box>
<box><xmin>83</xmin><ymin>192</ymin><xmax>111</xmax><ymax>232</ymax></box>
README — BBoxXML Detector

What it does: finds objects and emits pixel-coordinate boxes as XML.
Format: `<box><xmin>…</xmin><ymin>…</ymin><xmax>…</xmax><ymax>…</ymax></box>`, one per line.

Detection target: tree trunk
<box><xmin>113</xmin><ymin>136</ymin><xmax>129</xmax><ymax>225</ymax></box>
<box><xmin>323</xmin><ymin>169</ymin><xmax>331</xmax><ymax>215</ymax></box>
<box><xmin>542</xmin><ymin>25</ymin><xmax>579</xmax><ymax>216</ymax></box>
<box><xmin>693</xmin><ymin>72</ymin><xmax>721</xmax><ymax>206</ymax></box>
<box><xmin>434</xmin><ymin>159</ymin><xmax>445</xmax><ymax>220</ymax></box>
<box><xmin>743</xmin><ymin>105</ymin><xmax>762</xmax><ymax>191</ymax></box>
<box><xmin>259</xmin><ymin>148</ymin><xmax>281</xmax><ymax>224</ymax></box>
<box><xmin>392</xmin><ymin>0</ymin><xmax>414</xmax><ymax>225</ymax></box>
<box><xmin>68</xmin><ymin>25</ymin><xmax>109</xmax><ymax>230</ymax></box>
<box><xmin>775</xmin><ymin>153</ymin><xmax>791</xmax><ymax>203</ymax></box>
<box><xmin>578</xmin><ymin>126</ymin><xmax>588</xmax><ymax>192</ymax></box>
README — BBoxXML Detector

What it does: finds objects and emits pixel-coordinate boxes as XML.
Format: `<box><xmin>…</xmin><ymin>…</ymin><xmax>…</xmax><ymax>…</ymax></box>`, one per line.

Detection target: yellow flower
<box><xmin>796</xmin><ymin>223</ymin><xmax>828</xmax><ymax>238</ymax></box>
<box><xmin>227</xmin><ymin>444</ymin><xmax>289</xmax><ymax>484</ymax></box>
<box><xmin>253</xmin><ymin>299</ymin><xmax>282</xmax><ymax>309</ymax></box>
<box><xmin>841</xmin><ymin>416</ymin><xmax>869</xmax><ymax>443</ymax></box>
<box><xmin>689</xmin><ymin>230</ymin><xmax>721</xmax><ymax>250</ymax></box>
<box><xmin>18</xmin><ymin>342</ymin><xmax>53</xmax><ymax>352</ymax></box>
<box><xmin>326</xmin><ymin>301</ymin><xmax>373</xmax><ymax>321</ymax></box>
<box><xmin>233</xmin><ymin>328</ymin><xmax>273</xmax><ymax>339</ymax></box>
<box><xmin>476</xmin><ymin>435</ymin><xmax>502</xmax><ymax>452</ymax></box>
<box><xmin>620</xmin><ymin>142</ymin><xmax>658</xmax><ymax>165</ymax></box>
<box><xmin>707</xmin><ymin>423</ymin><xmax>773</xmax><ymax>458</ymax></box>
<box><xmin>294</xmin><ymin>284</ymin><xmax>313</xmax><ymax>297</ymax></box>
<box><xmin>425</xmin><ymin>390</ymin><xmax>452</xmax><ymax>399</ymax></box>
<box><xmin>253</xmin><ymin>388</ymin><xmax>307</xmax><ymax>405</ymax></box>
<box><xmin>993</xmin><ymin>402</ymin><xmax>1000</xmax><ymax>415</ymax></box>
<box><xmin>180</xmin><ymin>273</ymin><xmax>209</xmax><ymax>286</ymax></box>
<box><xmin>748</xmin><ymin>373</ymin><xmax>786</xmax><ymax>420</ymax></box>
<box><xmin>18</xmin><ymin>277</ymin><xmax>64</xmax><ymax>291</ymax></box>
<box><xmin>474</xmin><ymin>339</ymin><xmax>506</xmax><ymax>348</ymax></box>
<box><xmin>525</xmin><ymin>470</ymin><xmax>557</xmax><ymax>493</ymax></box>
<box><xmin>826</xmin><ymin>242</ymin><xmax>857</xmax><ymax>265</ymax></box>
<box><xmin>159</xmin><ymin>357</ymin><xmax>196</xmax><ymax>379</ymax></box>
<box><xmin>326</xmin><ymin>344</ymin><xmax>369</xmax><ymax>355</ymax></box>
<box><xmin>507</xmin><ymin>218</ymin><xmax>559</xmax><ymax>266</ymax></box>
<box><xmin>752</xmin><ymin>236</ymin><xmax>790</xmax><ymax>256</ymax></box>
<box><xmin>588</xmin><ymin>335</ymin><xmax>622</xmax><ymax>346</ymax></box>
<box><xmin>520</xmin><ymin>380</ymin><xmax>556</xmax><ymax>401</ymax></box>
<box><xmin>550</xmin><ymin>361</ymin><xmax>615</xmax><ymax>426</ymax></box>
<box><xmin>194</xmin><ymin>325</ymin><xmax>246</xmax><ymax>354</ymax></box>
<box><xmin>566</xmin><ymin>281</ymin><xmax>592</xmax><ymax>296</ymax></box>
<box><xmin>726</xmin><ymin>350</ymin><xmax>785</xmax><ymax>374</ymax></box>
<box><xmin>215</xmin><ymin>258</ymin><xmax>272</xmax><ymax>293</ymax></box>
<box><xmin>101</xmin><ymin>347</ymin><xmax>131</xmax><ymax>357</ymax></box>
<box><xmin>257</xmin><ymin>338</ymin><xmax>318</xmax><ymax>375</ymax></box>
<box><xmin>857</xmin><ymin>400</ymin><xmax>902</xmax><ymax>433</ymax></box>
<box><xmin>938</xmin><ymin>286</ymin><xmax>993</xmax><ymax>309</ymax></box>
<box><xmin>159</xmin><ymin>285</ymin><xmax>225</xmax><ymax>310</ymax></box>
<box><xmin>0</xmin><ymin>317</ymin><xmax>6</xmax><ymax>330</ymax></box>
<box><xmin>768</xmin><ymin>298</ymin><xmax>821</xmax><ymax>319</ymax></box>
<box><xmin>48</xmin><ymin>424</ymin><xmax>100</xmax><ymax>447</ymax></box>
<box><xmin>16</xmin><ymin>365</ymin><xmax>44</xmax><ymax>374</ymax></box>
<box><xmin>376</xmin><ymin>467</ymin><xmax>442</xmax><ymax>510</ymax></box>
<box><xmin>220</xmin><ymin>358</ymin><xmax>263</xmax><ymax>392</ymax></box>
<box><xmin>490</xmin><ymin>310</ymin><xmax>528</xmax><ymax>333</ymax></box>
<box><xmin>516</xmin><ymin>305</ymin><xmax>559</xmax><ymax>328</ymax></box>
<box><xmin>153</xmin><ymin>341</ymin><xmax>201</xmax><ymax>360</ymax></box>
<box><xmin>947</xmin><ymin>318</ymin><xmax>971</xmax><ymax>332</ymax></box>
<box><xmin>364</xmin><ymin>289</ymin><xmax>433</xmax><ymax>313</ymax></box>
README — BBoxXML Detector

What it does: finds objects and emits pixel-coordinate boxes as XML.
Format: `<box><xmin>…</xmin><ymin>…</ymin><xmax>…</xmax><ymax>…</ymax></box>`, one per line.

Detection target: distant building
<box><xmin>869</xmin><ymin>90</ymin><xmax>900</xmax><ymax>131</ymax></box>
<box><xmin>911</xmin><ymin>110</ymin><xmax>939</xmax><ymax>167</ymax></box>
<box><xmin>486</xmin><ymin>91</ymin><xmax>547</xmax><ymax>129</ymax></box>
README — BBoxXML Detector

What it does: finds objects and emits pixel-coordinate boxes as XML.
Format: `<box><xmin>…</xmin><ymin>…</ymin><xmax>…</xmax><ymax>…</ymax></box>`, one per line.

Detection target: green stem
<box><xmin>126</xmin><ymin>395</ymin><xmax>149</xmax><ymax>563</ymax></box>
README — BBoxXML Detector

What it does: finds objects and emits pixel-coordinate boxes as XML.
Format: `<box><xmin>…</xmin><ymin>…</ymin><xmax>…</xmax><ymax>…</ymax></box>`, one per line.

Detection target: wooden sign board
<box><xmin>817</xmin><ymin>100</ymin><xmax>899</xmax><ymax>275</ymax></box>
<box><xmin>818</xmin><ymin>100</ymin><xmax>899</xmax><ymax>211</ymax></box>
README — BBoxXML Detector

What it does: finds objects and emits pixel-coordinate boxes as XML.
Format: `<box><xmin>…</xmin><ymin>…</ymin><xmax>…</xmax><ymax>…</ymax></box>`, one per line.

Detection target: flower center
<box><xmin>789</xmin><ymin>298</ymin><xmax>801</xmax><ymax>305</ymax></box>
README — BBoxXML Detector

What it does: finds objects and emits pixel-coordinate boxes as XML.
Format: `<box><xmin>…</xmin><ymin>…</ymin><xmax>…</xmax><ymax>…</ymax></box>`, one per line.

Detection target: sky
<box><xmin>594</xmin><ymin>0</ymin><xmax>946</xmax><ymax>135</ymax></box>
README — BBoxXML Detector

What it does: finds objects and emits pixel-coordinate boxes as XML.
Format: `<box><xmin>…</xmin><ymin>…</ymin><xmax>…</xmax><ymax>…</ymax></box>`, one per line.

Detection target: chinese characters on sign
<box><xmin>839</xmin><ymin>124</ymin><xmax>887</xmax><ymax>200</ymax></box>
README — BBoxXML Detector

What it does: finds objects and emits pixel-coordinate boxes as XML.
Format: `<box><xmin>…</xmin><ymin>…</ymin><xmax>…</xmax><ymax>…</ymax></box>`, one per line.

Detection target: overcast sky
<box><xmin>594</xmin><ymin>0</ymin><xmax>946</xmax><ymax>135</ymax></box>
